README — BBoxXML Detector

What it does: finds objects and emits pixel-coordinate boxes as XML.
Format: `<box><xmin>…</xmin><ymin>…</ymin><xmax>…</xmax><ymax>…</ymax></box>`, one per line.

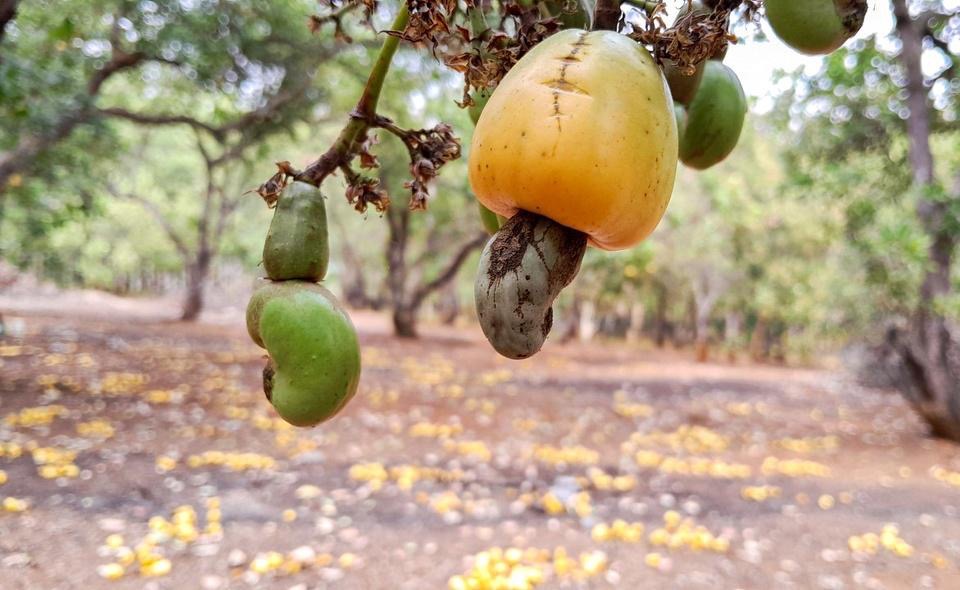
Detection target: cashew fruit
<box><xmin>263</xmin><ymin>181</ymin><xmax>329</xmax><ymax>282</ymax></box>
<box><xmin>545</xmin><ymin>0</ymin><xmax>591</xmax><ymax>29</ymax></box>
<box><xmin>469</xmin><ymin>29</ymin><xmax>677</xmax><ymax>251</ymax></box>
<box><xmin>674</xmin><ymin>102</ymin><xmax>687</xmax><ymax>138</ymax></box>
<box><xmin>475</xmin><ymin>212</ymin><xmax>587</xmax><ymax>360</ymax></box>
<box><xmin>664</xmin><ymin>60</ymin><xmax>705</xmax><ymax>106</ymax></box>
<box><xmin>246</xmin><ymin>280</ymin><xmax>360</xmax><ymax>427</ymax></box>
<box><xmin>664</xmin><ymin>0</ymin><xmax>713</xmax><ymax>105</ymax></box>
<box><xmin>678</xmin><ymin>61</ymin><xmax>746</xmax><ymax>170</ymax></box>
<box><xmin>765</xmin><ymin>0</ymin><xmax>867</xmax><ymax>55</ymax></box>
<box><xmin>478</xmin><ymin>202</ymin><xmax>502</xmax><ymax>235</ymax></box>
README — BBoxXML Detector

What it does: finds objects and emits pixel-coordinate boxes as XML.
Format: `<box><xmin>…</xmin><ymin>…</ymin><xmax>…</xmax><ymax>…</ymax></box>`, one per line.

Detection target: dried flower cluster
<box><xmin>444</xmin><ymin>10</ymin><xmax>563</xmax><ymax>106</ymax></box>
<box><xmin>631</xmin><ymin>2</ymin><xmax>736</xmax><ymax>74</ymax></box>
<box><xmin>394</xmin><ymin>0</ymin><xmax>462</xmax><ymax>46</ymax></box>
<box><xmin>400</xmin><ymin>123</ymin><xmax>462</xmax><ymax>210</ymax></box>
<box><xmin>344</xmin><ymin>173</ymin><xmax>390</xmax><ymax>213</ymax></box>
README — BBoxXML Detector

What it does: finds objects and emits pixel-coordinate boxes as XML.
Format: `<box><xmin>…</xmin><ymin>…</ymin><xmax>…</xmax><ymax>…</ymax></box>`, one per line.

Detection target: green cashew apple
<box><xmin>246</xmin><ymin>280</ymin><xmax>360</xmax><ymax>427</ymax></box>
<box><xmin>475</xmin><ymin>212</ymin><xmax>587</xmax><ymax>360</ymax></box>
<box><xmin>664</xmin><ymin>60</ymin><xmax>705</xmax><ymax>106</ymax></box>
<box><xmin>712</xmin><ymin>43</ymin><xmax>728</xmax><ymax>62</ymax></box>
<box><xmin>765</xmin><ymin>0</ymin><xmax>867</xmax><ymax>55</ymax></box>
<box><xmin>546</xmin><ymin>0</ymin><xmax>591</xmax><ymax>29</ymax></box>
<box><xmin>263</xmin><ymin>182</ymin><xmax>329</xmax><ymax>282</ymax></box>
<box><xmin>679</xmin><ymin>61</ymin><xmax>746</xmax><ymax>170</ymax></box>
<box><xmin>478</xmin><ymin>202</ymin><xmax>502</xmax><ymax>235</ymax></box>
<box><xmin>663</xmin><ymin>0</ymin><xmax>712</xmax><ymax>104</ymax></box>
<box><xmin>674</xmin><ymin>102</ymin><xmax>687</xmax><ymax>138</ymax></box>
<box><xmin>468</xmin><ymin>88</ymin><xmax>493</xmax><ymax>126</ymax></box>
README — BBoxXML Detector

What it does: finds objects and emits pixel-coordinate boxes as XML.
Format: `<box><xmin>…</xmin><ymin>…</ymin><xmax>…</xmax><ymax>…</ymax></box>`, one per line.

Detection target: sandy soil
<box><xmin>0</xmin><ymin>299</ymin><xmax>959</xmax><ymax>589</ymax></box>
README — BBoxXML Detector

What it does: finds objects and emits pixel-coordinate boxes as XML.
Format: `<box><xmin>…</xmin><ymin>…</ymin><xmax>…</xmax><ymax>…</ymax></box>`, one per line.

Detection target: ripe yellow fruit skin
<box><xmin>469</xmin><ymin>29</ymin><xmax>677</xmax><ymax>251</ymax></box>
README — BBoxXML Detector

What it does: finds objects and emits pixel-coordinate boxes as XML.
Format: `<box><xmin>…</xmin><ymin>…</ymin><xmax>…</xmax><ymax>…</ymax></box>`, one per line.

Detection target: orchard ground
<box><xmin>1</xmin><ymin>292</ymin><xmax>959</xmax><ymax>589</ymax></box>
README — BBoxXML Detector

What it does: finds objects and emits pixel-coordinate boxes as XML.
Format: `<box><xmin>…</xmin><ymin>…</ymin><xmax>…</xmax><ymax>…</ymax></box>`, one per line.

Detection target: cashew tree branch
<box><xmin>410</xmin><ymin>233</ymin><xmax>487</xmax><ymax>310</ymax></box>
<box><xmin>293</xmin><ymin>5</ymin><xmax>410</xmax><ymax>189</ymax></box>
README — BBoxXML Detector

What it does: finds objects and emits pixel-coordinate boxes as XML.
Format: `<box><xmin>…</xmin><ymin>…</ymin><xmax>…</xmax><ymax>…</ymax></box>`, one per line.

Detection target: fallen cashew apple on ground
<box><xmin>469</xmin><ymin>29</ymin><xmax>678</xmax><ymax>360</ymax></box>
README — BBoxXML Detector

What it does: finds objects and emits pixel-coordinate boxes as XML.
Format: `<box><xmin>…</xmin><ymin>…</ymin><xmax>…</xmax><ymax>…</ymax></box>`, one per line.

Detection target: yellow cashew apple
<box><xmin>469</xmin><ymin>29</ymin><xmax>677</xmax><ymax>251</ymax></box>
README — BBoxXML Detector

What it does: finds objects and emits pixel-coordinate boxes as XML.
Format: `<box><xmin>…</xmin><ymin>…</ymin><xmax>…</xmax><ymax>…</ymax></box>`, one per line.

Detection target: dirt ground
<box><xmin>1</xmin><ymin>298</ymin><xmax>959</xmax><ymax>589</ymax></box>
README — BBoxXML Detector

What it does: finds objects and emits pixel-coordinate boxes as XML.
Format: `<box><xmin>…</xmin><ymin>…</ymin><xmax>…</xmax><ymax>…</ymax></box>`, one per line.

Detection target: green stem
<box><xmin>297</xmin><ymin>4</ymin><xmax>410</xmax><ymax>186</ymax></box>
<box><xmin>356</xmin><ymin>5</ymin><xmax>410</xmax><ymax>117</ymax></box>
<box><xmin>468</xmin><ymin>3</ymin><xmax>487</xmax><ymax>38</ymax></box>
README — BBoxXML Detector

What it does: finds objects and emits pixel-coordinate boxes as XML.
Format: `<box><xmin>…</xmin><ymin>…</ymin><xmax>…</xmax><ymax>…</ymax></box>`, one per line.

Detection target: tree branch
<box><xmin>99</xmin><ymin>76</ymin><xmax>316</xmax><ymax>148</ymax></box>
<box><xmin>410</xmin><ymin>233</ymin><xmax>486</xmax><ymax>309</ymax></box>
<box><xmin>0</xmin><ymin>48</ymin><xmax>170</xmax><ymax>188</ymax></box>
<box><xmin>106</xmin><ymin>183</ymin><xmax>191</xmax><ymax>259</ymax></box>
<box><xmin>293</xmin><ymin>5</ymin><xmax>410</xmax><ymax>189</ymax></box>
<box><xmin>96</xmin><ymin>107</ymin><xmax>224</xmax><ymax>137</ymax></box>
<box><xmin>87</xmin><ymin>51</ymin><xmax>149</xmax><ymax>95</ymax></box>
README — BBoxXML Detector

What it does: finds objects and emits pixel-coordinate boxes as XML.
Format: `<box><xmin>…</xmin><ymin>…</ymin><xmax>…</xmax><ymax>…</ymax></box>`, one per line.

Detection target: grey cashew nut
<box><xmin>475</xmin><ymin>211</ymin><xmax>587</xmax><ymax>360</ymax></box>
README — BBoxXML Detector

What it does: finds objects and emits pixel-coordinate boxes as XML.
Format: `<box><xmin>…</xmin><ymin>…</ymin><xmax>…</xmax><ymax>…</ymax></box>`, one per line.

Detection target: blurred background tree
<box><xmin>1</xmin><ymin>0</ymin><xmax>959</xmax><ymax>435</ymax></box>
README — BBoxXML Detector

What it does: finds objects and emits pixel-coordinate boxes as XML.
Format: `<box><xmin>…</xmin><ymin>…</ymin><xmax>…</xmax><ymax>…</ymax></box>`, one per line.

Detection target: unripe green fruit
<box><xmin>712</xmin><ymin>43</ymin><xmax>728</xmax><ymax>62</ymax></box>
<box><xmin>468</xmin><ymin>88</ymin><xmax>492</xmax><ymax>126</ymax></box>
<box><xmin>246</xmin><ymin>280</ymin><xmax>361</xmax><ymax>427</ymax></box>
<box><xmin>546</xmin><ymin>0</ymin><xmax>591</xmax><ymax>29</ymax></box>
<box><xmin>475</xmin><ymin>212</ymin><xmax>586</xmax><ymax>360</ymax></box>
<box><xmin>679</xmin><ymin>61</ymin><xmax>746</xmax><ymax>170</ymax></box>
<box><xmin>478</xmin><ymin>202</ymin><xmax>501</xmax><ymax>235</ymax></box>
<box><xmin>263</xmin><ymin>182</ymin><xmax>329</xmax><ymax>282</ymax></box>
<box><xmin>674</xmin><ymin>102</ymin><xmax>687</xmax><ymax>138</ymax></box>
<box><xmin>664</xmin><ymin>60</ymin><xmax>705</xmax><ymax>106</ymax></box>
<box><xmin>765</xmin><ymin>0</ymin><xmax>867</xmax><ymax>55</ymax></box>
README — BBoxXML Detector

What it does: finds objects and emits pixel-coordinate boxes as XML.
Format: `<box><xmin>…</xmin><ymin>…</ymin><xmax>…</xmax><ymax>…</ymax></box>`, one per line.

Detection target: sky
<box><xmin>625</xmin><ymin>0</ymin><xmax>960</xmax><ymax>117</ymax></box>
<box><xmin>625</xmin><ymin>1</ymin><xmax>899</xmax><ymax>108</ymax></box>
<box><xmin>727</xmin><ymin>2</ymin><xmax>897</xmax><ymax>99</ymax></box>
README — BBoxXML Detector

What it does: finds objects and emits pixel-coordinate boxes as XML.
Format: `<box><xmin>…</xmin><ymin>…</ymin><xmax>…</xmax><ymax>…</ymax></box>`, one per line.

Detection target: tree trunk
<box><xmin>749</xmin><ymin>315</ymin><xmax>766</xmax><ymax>362</ymax></box>
<box><xmin>181</xmin><ymin>248</ymin><xmax>211</xmax><ymax>321</ymax></box>
<box><xmin>693</xmin><ymin>296</ymin><xmax>717</xmax><ymax>364</ymax></box>
<box><xmin>725</xmin><ymin>311</ymin><xmax>742</xmax><ymax>363</ymax></box>
<box><xmin>694</xmin><ymin>307</ymin><xmax>710</xmax><ymax>363</ymax></box>
<box><xmin>626</xmin><ymin>301</ymin><xmax>645</xmax><ymax>343</ymax></box>
<box><xmin>386</xmin><ymin>201</ymin><xmax>416</xmax><ymax>338</ymax></box>
<box><xmin>392</xmin><ymin>303</ymin><xmax>418</xmax><ymax>338</ymax></box>
<box><xmin>886</xmin><ymin>0</ymin><xmax>960</xmax><ymax>441</ymax></box>
<box><xmin>342</xmin><ymin>264</ymin><xmax>372</xmax><ymax>309</ymax></box>
<box><xmin>435</xmin><ymin>281</ymin><xmax>460</xmax><ymax>326</ymax></box>
<box><xmin>579</xmin><ymin>300</ymin><xmax>597</xmax><ymax>342</ymax></box>
<box><xmin>654</xmin><ymin>282</ymin><xmax>668</xmax><ymax>348</ymax></box>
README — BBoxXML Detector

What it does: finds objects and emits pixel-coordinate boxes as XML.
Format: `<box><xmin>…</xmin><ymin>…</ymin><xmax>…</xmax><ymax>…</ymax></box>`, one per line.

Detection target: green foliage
<box><xmin>0</xmin><ymin>0</ymin><xmax>330</xmax><ymax>271</ymax></box>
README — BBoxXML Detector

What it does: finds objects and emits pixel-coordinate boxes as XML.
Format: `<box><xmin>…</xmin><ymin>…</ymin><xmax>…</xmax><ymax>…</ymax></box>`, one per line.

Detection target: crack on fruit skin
<box><xmin>551</xmin><ymin>31</ymin><xmax>591</xmax><ymax>132</ymax></box>
<box><xmin>543</xmin><ymin>79</ymin><xmax>590</xmax><ymax>95</ymax></box>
